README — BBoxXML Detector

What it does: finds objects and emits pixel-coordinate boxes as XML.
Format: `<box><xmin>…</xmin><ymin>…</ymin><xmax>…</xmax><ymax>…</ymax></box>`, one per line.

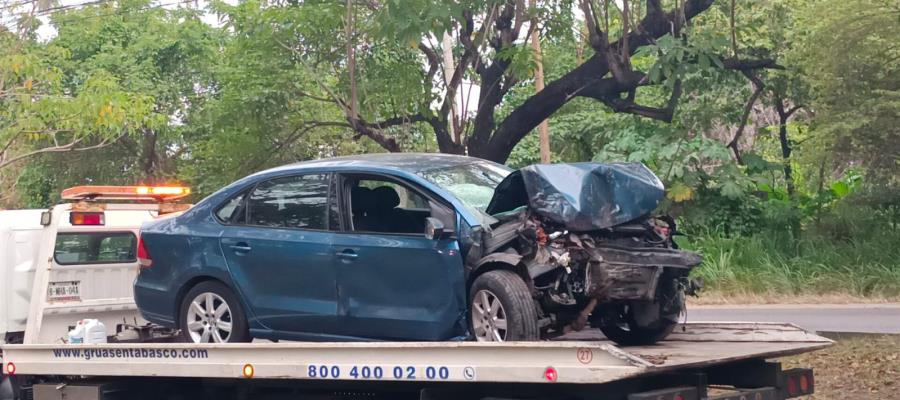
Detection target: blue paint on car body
<box><xmin>134</xmin><ymin>153</ymin><xmax>509</xmax><ymax>341</ymax></box>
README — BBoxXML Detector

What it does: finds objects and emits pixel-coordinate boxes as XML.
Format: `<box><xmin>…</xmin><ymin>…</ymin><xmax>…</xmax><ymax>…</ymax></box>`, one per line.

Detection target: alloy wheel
<box><xmin>471</xmin><ymin>289</ymin><xmax>508</xmax><ymax>341</ymax></box>
<box><xmin>185</xmin><ymin>292</ymin><xmax>234</xmax><ymax>343</ymax></box>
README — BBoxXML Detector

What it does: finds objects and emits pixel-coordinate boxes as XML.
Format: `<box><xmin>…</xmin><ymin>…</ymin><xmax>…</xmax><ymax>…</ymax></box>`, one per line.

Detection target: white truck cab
<box><xmin>0</xmin><ymin>186</ymin><xmax>190</xmax><ymax>345</ymax></box>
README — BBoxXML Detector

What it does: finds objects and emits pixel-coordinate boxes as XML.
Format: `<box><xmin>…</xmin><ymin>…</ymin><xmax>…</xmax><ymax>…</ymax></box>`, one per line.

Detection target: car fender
<box><xmin>469</xmin><ymin>252</ymin><xmax>533</xmax><ymax>287</ymax></box>
<box><xmin>474</xmin><ymin>252</ymin><xmax>523</xmax><ymax>269</ymax></box>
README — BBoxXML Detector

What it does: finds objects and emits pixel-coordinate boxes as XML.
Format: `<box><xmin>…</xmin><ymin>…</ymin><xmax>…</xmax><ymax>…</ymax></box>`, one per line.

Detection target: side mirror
<box><xmin>425</xmin><ymin>217</ymin><xmax>445</xmax><ymax>240</ymax></box>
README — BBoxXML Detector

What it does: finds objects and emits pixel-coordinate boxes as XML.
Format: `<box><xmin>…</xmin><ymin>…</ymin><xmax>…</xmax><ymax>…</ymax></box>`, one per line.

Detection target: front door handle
<box><xmin>336</xmin><ymin>249</ymin><xmax>358</xmax><ymax>260</ymax></box>
<box><xmin>229</xmin><ymin>243</ymin><xmax>252</xmax><ymax>253</ymax></box>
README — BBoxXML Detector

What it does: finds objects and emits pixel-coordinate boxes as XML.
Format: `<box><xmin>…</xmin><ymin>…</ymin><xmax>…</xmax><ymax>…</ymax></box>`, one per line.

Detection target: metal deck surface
<box><xmin>2</xmin><ymin>322</ymin><xmax>832</xmax><ymax>384</ymax></box>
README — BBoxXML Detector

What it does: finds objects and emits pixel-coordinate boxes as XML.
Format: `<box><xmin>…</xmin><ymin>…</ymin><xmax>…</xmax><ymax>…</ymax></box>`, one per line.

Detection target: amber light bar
<box><xmin>61</xmin><ymin>185</ymin><xmax>191</xmax><ymax>201</ymax></box>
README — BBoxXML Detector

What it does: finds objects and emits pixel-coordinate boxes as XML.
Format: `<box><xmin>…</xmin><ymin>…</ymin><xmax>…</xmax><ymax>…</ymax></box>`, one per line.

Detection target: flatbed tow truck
<box><xmin>1</xmin><ymin>187</ymin><xmax>831</xmax><ymax>400</ymax></box>
<box><xmin>2</xmin><ymin>322</ymin><xmax>830</xmax><ymax>400</ymax></box>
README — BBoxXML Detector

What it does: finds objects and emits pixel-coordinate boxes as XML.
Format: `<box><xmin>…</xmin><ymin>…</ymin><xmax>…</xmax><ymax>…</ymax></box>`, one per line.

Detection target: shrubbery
<box><xmin>678</xmin><ymin>183</ymin><xmax>900</xmax><ymax>297</ymax></box>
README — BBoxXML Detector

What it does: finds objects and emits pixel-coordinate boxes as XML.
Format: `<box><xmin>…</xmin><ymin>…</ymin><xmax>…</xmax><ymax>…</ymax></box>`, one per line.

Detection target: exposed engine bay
<box><xmin>469</xmin><ymin>162</ymin><xmax>703</xmax><ymax>344</ymax></box>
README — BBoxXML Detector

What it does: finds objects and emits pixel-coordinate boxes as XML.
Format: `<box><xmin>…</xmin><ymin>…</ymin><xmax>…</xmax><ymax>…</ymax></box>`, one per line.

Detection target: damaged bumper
<box><xmin>585</xmin><ymin>245</ymin><xmax>702</xmax><ymax>300</ymax></box>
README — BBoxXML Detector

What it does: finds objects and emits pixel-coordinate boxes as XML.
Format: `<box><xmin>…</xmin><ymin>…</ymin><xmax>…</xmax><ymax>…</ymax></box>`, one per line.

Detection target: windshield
<box><xmin>419</xmin><ymin>162</ymin><xmax>511</xmax><ymax>213</ymax></box>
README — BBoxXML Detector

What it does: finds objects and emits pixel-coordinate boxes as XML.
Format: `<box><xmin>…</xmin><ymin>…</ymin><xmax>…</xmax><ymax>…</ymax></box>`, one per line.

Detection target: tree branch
<box><xmin>727</xmin><ymin>71</ymin><xmax>764</xmax><ymax>164</ymax></box>
<box><xmin>0</xmin><ymin>133</ymin><xmax>126</xmax><ymax>170</ymax></box>
<box><xmin>366</xmin><ymin>114</ymin><xmax>429</xmax><ymax>130</ymax></box>
<box><xmin>480</xmin><ymin>0</ymin><xmax>717</xmax><ymax>162</ymax></box>
<box><xmin>597</xmin><ymin>78</ymin><xmax>683</xmax><ymax>122</ymax></box>
<box><xmin>418</xmin><ymin>43</ymin><xmax>440</xmax><ymax>83</ymax></box>
<box><xmin>721</xmin><ymin>57</ymin><xmax>783</xmax><ymax>71</ymax></box>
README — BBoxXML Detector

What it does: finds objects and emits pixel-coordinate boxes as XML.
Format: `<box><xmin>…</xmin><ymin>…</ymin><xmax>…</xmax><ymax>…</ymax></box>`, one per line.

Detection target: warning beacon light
<box><xmin>61</xmin><ymin>185</ymin><xmax>191</xmax><ymax>202</ymax></box>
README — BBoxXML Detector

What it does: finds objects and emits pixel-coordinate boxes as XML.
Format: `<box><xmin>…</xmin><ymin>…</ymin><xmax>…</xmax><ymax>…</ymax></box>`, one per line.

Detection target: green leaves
<box><xmin>635</xmin><ymin>32</ymin><xmax>730</xmax><ymax>86</ymax></box>
<box><xmin>667</xmin><ymin>182</ymin><xmax>695</xmax><ymax>202</ymax></box>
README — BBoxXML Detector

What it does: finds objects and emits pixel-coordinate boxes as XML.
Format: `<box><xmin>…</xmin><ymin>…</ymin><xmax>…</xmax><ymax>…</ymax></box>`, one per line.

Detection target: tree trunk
<box><xmin>775</xmin><ymin>99</ymin><xmax>799</xmax><ymax>198</ymax></box>
<box><xmin>141</xmin><ymin>129</ymin><xmax>160</xmax><ymax>183</ymax></box>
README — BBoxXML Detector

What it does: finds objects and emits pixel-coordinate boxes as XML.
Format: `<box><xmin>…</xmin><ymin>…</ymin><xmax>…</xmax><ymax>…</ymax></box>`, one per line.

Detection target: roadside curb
<box><xmin>817</xmin><ymin>331</ymin><xmax>900</xmax><ymax>340</ymax></box>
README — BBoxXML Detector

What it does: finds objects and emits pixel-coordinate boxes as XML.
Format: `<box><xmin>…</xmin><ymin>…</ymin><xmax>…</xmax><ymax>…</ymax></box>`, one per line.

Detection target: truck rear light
<box><xmin>781</xmin><ymin>368</ymin><xmax>814</xmax><ymax>398</ymax></box>
<box><xmin>4</xmin><ymin>362</ymin><xmax>15</xmax><ymax>376</ymax></box>
<box><xmin>137</xmin><ymin>237</ymin><xmax>152</xmax><ymax>269</ymax></box>
<box><xmin>70</xmin><ymin>212</ymin><xmax>105</xmax><ymax>225</ymax></box>
<box><xmin>543</xmin><ymin>367</ymin><xmax>557</xmax><ymax>382</ymax></box>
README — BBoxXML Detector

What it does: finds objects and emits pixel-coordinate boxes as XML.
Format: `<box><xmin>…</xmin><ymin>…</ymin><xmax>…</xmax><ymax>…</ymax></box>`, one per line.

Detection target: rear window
<box><xmin>54</xmin><ymin>232</ymin><xmax>137</xmax><ymax>265</ymax></box>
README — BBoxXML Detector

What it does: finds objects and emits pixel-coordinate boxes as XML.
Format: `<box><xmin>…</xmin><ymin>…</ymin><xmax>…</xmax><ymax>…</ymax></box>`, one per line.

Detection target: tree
<box><xmin>796</xmin><ymin>0</ymin><xmax>900</xmax><ymax>182</ymax></box>
<box><xmin>222</xmin><ymin>0</ymin><xmax>777</xmax><ymax>164</ymax></box>
<box><xmin>0</xmin><ymin>28</ymin><xmax>154</xmax><ymax>171</ymax></box>
<box><xmin>47</xmin><ymin>0</ymin><xmax>220</xmax><ymax>182</ymax></box>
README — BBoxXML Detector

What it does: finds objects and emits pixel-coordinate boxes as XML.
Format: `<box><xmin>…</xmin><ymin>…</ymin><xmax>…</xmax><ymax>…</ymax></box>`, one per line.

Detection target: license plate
<box><xmin>48</xmin><ymin>281</ymin><xmax>81</xmax><ymax>302</ymax></box>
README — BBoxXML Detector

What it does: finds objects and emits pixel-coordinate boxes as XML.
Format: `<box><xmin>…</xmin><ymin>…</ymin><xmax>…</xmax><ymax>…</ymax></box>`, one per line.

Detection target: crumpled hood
<box><xmin>485</xmin><ymin>162</ymin><xmax>665</xmax><ymax>231</ymax></box>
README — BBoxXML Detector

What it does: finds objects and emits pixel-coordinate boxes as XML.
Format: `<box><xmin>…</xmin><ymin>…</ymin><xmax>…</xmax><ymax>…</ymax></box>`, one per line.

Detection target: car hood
<box><xmin>485</xmin><ymin>162</ymin><xmax>665</xmax><ymax>231</ymax></box>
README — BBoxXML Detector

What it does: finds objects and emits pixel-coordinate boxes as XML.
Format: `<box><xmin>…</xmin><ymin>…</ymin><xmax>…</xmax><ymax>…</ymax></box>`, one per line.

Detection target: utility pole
<box><xmin>530</xmin><ymin>10</ymin><xmax>550</xmax><ymax>163</ymax></box>
<box><xmin>441</xmin><ymin>32</ymin><xmax>460</xmax><ymax>144</ymax></box>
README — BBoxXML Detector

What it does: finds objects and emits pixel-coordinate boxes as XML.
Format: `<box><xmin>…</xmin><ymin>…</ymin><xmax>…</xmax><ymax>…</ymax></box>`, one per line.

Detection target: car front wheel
<box><xmin>469</xmin><ymin>270</ymin><xmax>540</xmax><ymax>342</ymax></box>
<box><xmin>179</xmin><ymin>281</ymin><xmax>250</xmax><ymax>343</ymax></box>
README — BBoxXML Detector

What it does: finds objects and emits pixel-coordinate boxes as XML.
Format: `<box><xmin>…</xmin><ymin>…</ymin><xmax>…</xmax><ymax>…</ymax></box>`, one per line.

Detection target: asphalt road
<box><xmin>687</xmin><ymin>304</ymin><xmax>900</xmax><ymax>334</ymax></box>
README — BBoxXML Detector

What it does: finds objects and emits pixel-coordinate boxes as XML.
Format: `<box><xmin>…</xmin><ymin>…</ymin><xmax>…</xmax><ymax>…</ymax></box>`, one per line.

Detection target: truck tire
<box><xmin>0</xmin><ymin>376</ymin><xmax>12</xmax><ymax>400</ymax></box>
<box><xmin>469</xmin><ymin>270</ymin><xmax>539</xmax><ymax>341</ymax></box>
<box><xmin>179</xmin><ymin>281</ymin><xmax>250</xmax><ymax>343</ymax></box>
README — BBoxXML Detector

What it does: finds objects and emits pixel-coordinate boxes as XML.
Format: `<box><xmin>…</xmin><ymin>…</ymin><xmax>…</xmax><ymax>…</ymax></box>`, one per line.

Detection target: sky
<box><xmin>0</xmin><ymin>0</ymin><xmax>236</xmax><ymax>41</ymax></box>
<box><xmin>2</xmin><ymin>0</ymin><xmax>482</xmax><ymax>122</ymax></box>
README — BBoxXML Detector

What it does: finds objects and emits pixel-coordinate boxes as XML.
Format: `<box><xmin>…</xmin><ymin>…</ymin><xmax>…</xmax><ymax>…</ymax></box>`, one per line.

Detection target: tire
<box><xmin>469</xmin><ymin>270</ymin><xmax>539</xmax><ymax>341</ymax></box>
<box><xmin>597</xmin><ymin>300</ymin><xmax>678</xmax><ymax>346</ymax></box>
<box><xmin>179</xmin><ymin>281</ymin><xmax>250</xmax><ymax>343</ymax></box>
<box><xmin>598</xmin><ymin>319</ymin><xmax>677</xmax><ymax>346</ymax></box>
<box><xmin>0</xmin><ymin>375</ymin><xmax>13</xmax><ymax>400</ymax></box>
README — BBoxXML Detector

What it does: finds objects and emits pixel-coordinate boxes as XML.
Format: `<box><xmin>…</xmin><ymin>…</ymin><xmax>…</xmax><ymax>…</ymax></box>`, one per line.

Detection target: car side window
<box><xmin>247</xmin><ymin>174</ymin><xmax>329</xmax><ymax>230</ymax></box>
<box><xmin>347</xmin><ymin>176</ymin><xmax>453</xmax><ymax>235</ymax></box>
<box><xmin>216</xmin><ymin>192</ymin><xmax>247</xmax><ymax>224</ymax></box>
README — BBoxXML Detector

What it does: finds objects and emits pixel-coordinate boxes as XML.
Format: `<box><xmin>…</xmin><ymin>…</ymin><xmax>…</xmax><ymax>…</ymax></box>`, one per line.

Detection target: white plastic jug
<box><xmin>67</xmin><ymin>320</ymin><xmax>85</xmax><ymax>344</ymax></box>
<box><xmin>83</xmin><ymin>319</ymin><xmax>108</xmax><ymax>344</ymax></box>
<box><xmin>67</xmin><ymin>319</ymin><xmax>107</xmax><ymax>344</ymax></box>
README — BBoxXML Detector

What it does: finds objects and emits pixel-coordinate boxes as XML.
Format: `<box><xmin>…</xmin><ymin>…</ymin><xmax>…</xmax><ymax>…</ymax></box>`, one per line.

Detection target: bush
<box><xmin>681</xmin><ymin>204</ymin><xmax>900</xmax><ymax>297</ymax></box>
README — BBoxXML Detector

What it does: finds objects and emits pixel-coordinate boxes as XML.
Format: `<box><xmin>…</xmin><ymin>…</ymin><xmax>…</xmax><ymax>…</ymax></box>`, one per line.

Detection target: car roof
<box><xmin>259</xmin><ymin>152</ymin><xmax>489</xmax><ymax>175</ymax></box>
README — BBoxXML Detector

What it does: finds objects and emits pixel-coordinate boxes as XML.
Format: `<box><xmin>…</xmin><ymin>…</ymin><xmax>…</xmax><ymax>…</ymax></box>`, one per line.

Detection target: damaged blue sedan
<box><xmin>134</xmin><ymin>153</ymin><xmax>701</xmax><ymax>345</ymax></box>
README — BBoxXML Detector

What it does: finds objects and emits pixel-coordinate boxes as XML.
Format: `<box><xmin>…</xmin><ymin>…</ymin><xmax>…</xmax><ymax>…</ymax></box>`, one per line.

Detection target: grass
<box><xmin>680</xmin><ymin>226</ymin><xmax>900</xmax><ymax>299</ymax></box>
<box><xmin>779</xmin><ymin>335</ymin><xmax>900</xmax><ymax>399</ymax></box>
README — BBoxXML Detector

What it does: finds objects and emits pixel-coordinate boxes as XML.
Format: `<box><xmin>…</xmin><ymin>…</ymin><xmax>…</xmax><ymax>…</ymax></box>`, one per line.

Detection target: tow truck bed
<box><xmin>2</xmin><ymin>322</ymin><xmax>830</xmax><ymax>400</ymax></box>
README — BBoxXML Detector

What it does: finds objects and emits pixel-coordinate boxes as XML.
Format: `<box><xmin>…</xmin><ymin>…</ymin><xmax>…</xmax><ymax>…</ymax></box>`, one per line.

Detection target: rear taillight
<box><xmin>782</xmin><ymin>368</ymin><xmax>815</xmax><ymax>398</ymax></box>
<box><xmin>137</xmin><ymin>236</ymin><xmax>152</xmax><ymax>269</ymax></box>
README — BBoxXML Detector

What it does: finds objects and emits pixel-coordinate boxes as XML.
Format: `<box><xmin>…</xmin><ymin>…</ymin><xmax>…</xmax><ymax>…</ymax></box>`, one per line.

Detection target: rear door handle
<box><xmin>229</xmin><ymin>243</ymin><xmax>252</xmax><ymax>253</ymax></box>
<box><xmin>336</xmin><ymin>249</ymin><xmax>358</xmax><ymax>260</ymax></box>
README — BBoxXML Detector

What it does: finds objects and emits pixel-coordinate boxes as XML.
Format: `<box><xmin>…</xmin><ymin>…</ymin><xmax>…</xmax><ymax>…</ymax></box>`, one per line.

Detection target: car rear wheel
<box><xmin>597</xmin><ymin>301</ymin><xmax>678</xmax><ymax>346</ymax></box>
<box><xmin>469</xmin><ymin>270</ymin><xmax>539</xmax><ymax>342</ymax></box>
<box><xmin>179</xmin><ymin>281</ymin><xmax>250</xmax><ymax>343</ymax></box>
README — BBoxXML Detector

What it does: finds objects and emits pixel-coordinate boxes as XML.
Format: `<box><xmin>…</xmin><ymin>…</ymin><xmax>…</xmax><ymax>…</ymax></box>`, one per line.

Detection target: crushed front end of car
<box><xmin>471</xmin><ymin>162</ymin><xmax>702</xmax><ymax>345</ymax></box>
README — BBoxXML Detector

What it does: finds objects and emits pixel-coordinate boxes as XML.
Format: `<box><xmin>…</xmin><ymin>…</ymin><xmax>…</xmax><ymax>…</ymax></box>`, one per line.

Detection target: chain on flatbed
<box><xmin>1</xmin><ymin>322</ymin><xmax>832</xmax><ymax>385</ymax></box>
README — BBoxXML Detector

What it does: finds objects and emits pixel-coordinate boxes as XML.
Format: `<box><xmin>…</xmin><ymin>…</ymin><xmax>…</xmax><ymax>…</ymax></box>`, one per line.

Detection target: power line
<box><xmin>2</xmin><ymin>0</ymin><xmax>202</xmax><ymax>28</ymax></box>
<box><xmin>0</xmin><ymin>0</ymin><xmax>37</xmax><ymax>13</ymax></box>
<box><xmin>50</xmin><ymin>0</ymin><xmax>201</xmax><ymax>25</ymax></box>
<box><xmin>34</xmin><ymin>0</ymin><xmax>117</xmax><ymax>17</ymax></box>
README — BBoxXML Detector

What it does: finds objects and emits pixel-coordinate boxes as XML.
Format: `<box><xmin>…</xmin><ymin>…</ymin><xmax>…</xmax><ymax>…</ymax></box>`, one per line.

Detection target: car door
<box><xmin>219</xmin><ymin>173</ymin><xmax>339</xmax><ymax>334</ymax></box>
<box><xmin>331</xmin><ymin>173</ymin><xmax>467</xmax><ymax>341</ymax></box>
